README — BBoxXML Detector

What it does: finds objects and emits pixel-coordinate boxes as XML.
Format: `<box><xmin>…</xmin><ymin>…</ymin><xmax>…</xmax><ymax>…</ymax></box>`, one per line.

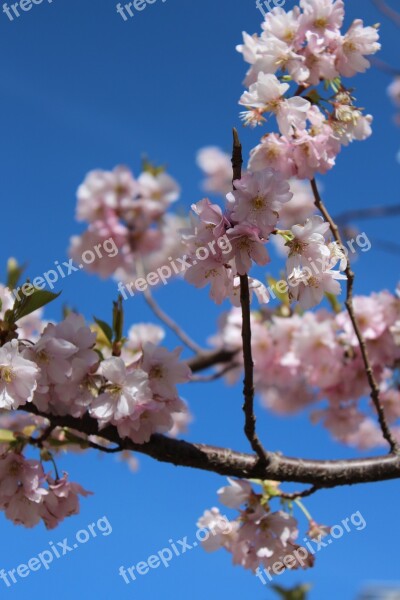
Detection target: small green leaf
<box><xmin>14</xmin><ymin>288</ymin><xmax>61</xmax><ymax>321</ymax></box>
<box><xmin>6</xmin><ymin>258</ymin><xmax>26</xmax><ymax>290</ymax></box>
<box><xmin>267</xmin><ymin>275</ymin><xmax>290</xmax><ymax>307</ymax></box>
<box><xmin>94</xmin><ymin>317</ymin><xmax>113</xmax><ymax>343</ymax></box>
<box><xmin>325</xmin><ymin>292</ymin><xmax>342</xmax><ymax>314</ymax></box>
<box><xmin>0</xmin><ymin>429</ymin><xmax>16</xmax><ymax>443</ymax></box>
<box><xmin>141</xmin><ymin>156</ymin><xmax>166</xmax><ymax>176</ymax></box>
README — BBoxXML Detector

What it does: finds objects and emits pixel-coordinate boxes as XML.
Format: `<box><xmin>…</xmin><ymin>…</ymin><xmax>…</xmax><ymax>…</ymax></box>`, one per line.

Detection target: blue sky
<box><xmin>0</xmin><ymin>0</ymin><xmax>400</xmax><ymax>598</ymax></box>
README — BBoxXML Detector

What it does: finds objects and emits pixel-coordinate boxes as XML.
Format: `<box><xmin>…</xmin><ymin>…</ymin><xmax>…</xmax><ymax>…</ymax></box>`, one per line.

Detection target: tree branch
<box><xmin>142</xmin><ymin>286</ymin><xmax>203</xmax><ymax>354</ymax></box>
<box><xmin>310</xmin><ymin>178</ymin><xmax>399</xmax><ymax>454</ymax></box>
<box><xmin>335</xmin><ymin>203</ymin><xmax>400</xmax><ymax>225</ymax></box>
<box><xmin>372</xmin><ymin>0</ymin><xmax>400</xmax><ymax>27</ymax></box>
<box><xmin>186</xmin><ymin>348</ymin><xmax>238</xmax><ymax>373</ymax></box>
<box><xmin>280</xmin><ymin>485</ymin><xmax>320</xmax><ymax>501</ymax></box>
<box><xmin>20</xmin><ymin>403</ymin><xmax>400</xmax><ymax>487</ymax></box>
<box><xmin>232</xmin><ymin>128</ymin><xmax>268</xmax><ymax>462</ymax></box>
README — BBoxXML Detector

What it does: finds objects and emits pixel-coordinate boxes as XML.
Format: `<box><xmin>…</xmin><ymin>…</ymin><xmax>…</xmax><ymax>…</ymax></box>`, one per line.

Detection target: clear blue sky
<box><xmin>0</xmin><ymin>0</ymin><xmax>399</xmax><ymax>598</ymax></box>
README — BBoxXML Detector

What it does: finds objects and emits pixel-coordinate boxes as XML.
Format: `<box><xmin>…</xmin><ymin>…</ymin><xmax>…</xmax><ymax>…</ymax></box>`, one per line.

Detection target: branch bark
<box><xmin>20</xmin><ymin>403</ymin><xmax>400</xmax><ymax>487</ymax></box>
<box><xmin>232</xmin><ymin>128</ymin><xmax>268</xmax><ymax>462</ymax></box>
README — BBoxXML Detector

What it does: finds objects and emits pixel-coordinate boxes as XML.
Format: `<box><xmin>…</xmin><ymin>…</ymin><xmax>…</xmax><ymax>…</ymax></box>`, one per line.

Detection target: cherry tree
<box><xmin>1</xmin><ymin>0</ymin><xmax>400</xmax><ymax>583</ymax></box>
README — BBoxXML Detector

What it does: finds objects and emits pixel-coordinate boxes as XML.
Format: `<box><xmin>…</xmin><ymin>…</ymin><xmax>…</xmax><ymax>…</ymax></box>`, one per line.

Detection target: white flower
<box><xmin>90</xmin><ymin>357</ymin><xmax>152</xmax><ymax>424</ymax></box>
<box><xmin>288</xmin><ymin>265</ymin><xmax>347</xmax><ymax>310</ymax></box>
<box><xmin>0</xmin><ymin>341</ymin><xmax>39</xmax><ymax>410</ymax></box>
<box><xmin>390</xmin><ymin>321</ymin><xmax>400</xmax><ymax>346</ymax></box>
<box><xmin>286</xmin><ymin>215</ymin><xmax>331</xmax><ymax>274</ymax></box>
<box><xmin>217</xmin><ymin>478</ymin><xmax>252</xmax><ymax>508</ymax></box>
<box><xmin>138</xmin><ymin>172</ymin><xmax>180</xmax><ymax>207</ymax></box>
<box><xmin>239</xmin><ymin>73</ymin><xmax>290</xmax><ymax>110</ymax></box>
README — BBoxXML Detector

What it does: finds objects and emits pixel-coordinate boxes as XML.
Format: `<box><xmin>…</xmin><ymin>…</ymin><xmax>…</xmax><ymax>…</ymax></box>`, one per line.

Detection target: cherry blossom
<box><xmin>0</xmin><ymin>340</ymin><xmax>39</xmax><ymax>410</ymax></box>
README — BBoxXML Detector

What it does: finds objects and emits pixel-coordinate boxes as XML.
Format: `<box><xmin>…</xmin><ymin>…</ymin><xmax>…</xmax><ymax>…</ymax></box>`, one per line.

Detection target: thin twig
<box><xmin>372</xmin><ymin>0</ymin><xmax>400</xmax><ymax>27</ymax></box>
<box><xmin>135</xmin><ymin>257</ymin><xmax>202</xmax><ymax>354</ymax></box>
<box><xmin>280</xmin><ymin>485</ymin><xmax>320</xmax><ymax>501</ymax></box>
<box><xmin>335</xmin><ymin>203</ymin><xmax>400</xmax><ymax>224</ymax></box>
<box><xmin>232</xmin><ymin>128</ymin><xmax>268</xmax><ymax>463</ymax></box>
<box><xmin>311</xmin><ymin>178</ymin><xmax>399</xmax><ymax>454</ymax></box>
<box><xmin>191</xmin><ymin>362</ymin><xmax>240</xmax><ymax>382</ymax></box>
<box><xmin>371</xmin><ymin>56</ymin><xmax>400</xmax><ymax>77</ymax></box>
<box><xmin>142</xmin><ymin>288</ymin><xmax>203</xmax><ymax>354</ymax></box>
<box><xmin>187</xmin><ymin>348</ymin><xmax>238</xmax><ymax>373</ymax></box>
<box><xmin>369</xmin><ymin>237</ymin><xmax>400</xmax><ymax>255</ymax></box>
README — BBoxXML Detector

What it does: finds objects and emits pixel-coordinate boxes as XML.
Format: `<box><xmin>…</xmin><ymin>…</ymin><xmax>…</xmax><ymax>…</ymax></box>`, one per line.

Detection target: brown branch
<box><xmin>371</xmin><ymin>56</ymin><xmax>400</xmax><ymax>77</ymax></box>
<box><xmin>19</xmin><ymin>403</ymin><xmax>400</xmax><ymax>487</ymax></box>
<box><xmin>311</xmin><ymin>178</ymin><xmax>399</xmax><ymax>454</ymax></box>
<box><xmin>190</xmin><ymin>362</ymin><xmax>240</xmax><ymax>382</ymax></box>
<box><xmin>335</xmin><ymin>204</ymin><xmax>400</xmax><ymax>224</ymax></box>
<box><xmin>187</xmin><ymin>348</ymin><xmax>238</xmax><ymax>373</ymax></box>
<box><xmin>373</xmin><ymin>0</ymin><xmax>400</xmax><ymax>27</ymax></box>
<box><xmin>232</xmin><ymin>128</ymin><xmax>268</xmax><ymax>462</ymax></box>
<box><xmin>280</xmin><ymin>485</ymin><xmax>320</xmax><ymax>501</ymax></box>
<box><xmin>142</xmin><ymin>286</ymin><xmax>203</xmax><ymax>354</ymax></box>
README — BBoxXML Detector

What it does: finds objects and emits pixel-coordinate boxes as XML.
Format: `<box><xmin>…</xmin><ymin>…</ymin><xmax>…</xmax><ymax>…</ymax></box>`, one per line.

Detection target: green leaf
<box><xmin>267</xmin><ymin>275</ymin><xmax>290</xmax><ymax>307</ymax></box>
<box><xmin>325</xmin><ymin>292</ymin><xmax>342</xmax><ymax>314</ymax></box>
<box><xmin>6</xmin><ymin>258</ymin><xmax>26</xmax><ymax>290</ymax></box>
<box><xmin>94</xmin><ymin>317</ymin><xmax>113</xmax><ymax>343</ymax></box>
<box><xmin>0</xmin><ymin>429</ymin><xmax>16</xmax><ymax>443</ymax></box>
<box><xmin>14</xmin><ymin>288</ymin><xmax>61</xmax><ymax>321</ymax></box>
<box><xmin>141</xmin><ymin>156</ymin><xmax>166</xmax><ymax>176</ymax></box>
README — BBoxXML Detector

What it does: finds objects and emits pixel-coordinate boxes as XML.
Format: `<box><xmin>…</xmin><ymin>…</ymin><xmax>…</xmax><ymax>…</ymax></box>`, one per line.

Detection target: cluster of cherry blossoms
<box><xmin>182</xmin><ymin>169</ymin><xmax>292</xmax><ymax>305</ymax></box>
<box><xmin>69</xmin><ymin>164</ymin><xmax>185</xmax><ymax>283</ymax></box>
<box><xmin>0</xmin><ymin>450</ymin><xmax>91</xmax><ymax>529</ymax></box>
<box><xmin>198</xmin><ymin>478</ymin><xmax>324</xmax><ymax>574</ymax></box>
<box><xmin>211</xmin><ymin>286</ymin><xmax>400</xmax><ymax>449</ymax></box>
<box><xmin>183</xmin><ymin>168</ymin><xmax>347</xmax><ymax>309</ymax></box>
<box><xmin>237</xmin><ymin>0</ymin><xmax>380</xmax><ymax>179</ymax></box>
<box><xmin>0</xmin><ymin>283</ymin><xmax>192</xmax><ymax>527</ymax></box>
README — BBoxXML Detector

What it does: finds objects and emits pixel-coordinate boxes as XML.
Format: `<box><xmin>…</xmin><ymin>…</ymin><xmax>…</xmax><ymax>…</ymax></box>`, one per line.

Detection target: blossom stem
<box><xmin>310</xmin><ymin>178</ymin><xmax>399</xmax><ymax>454</ymax></box>
<box><xmin>294</xmin><ymin>498</ymin><xmax>313</xmax><ymax>522</ymax></box>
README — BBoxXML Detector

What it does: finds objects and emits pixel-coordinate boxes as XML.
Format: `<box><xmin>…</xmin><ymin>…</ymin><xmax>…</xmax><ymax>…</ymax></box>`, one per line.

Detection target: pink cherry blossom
<box><xmin>227</xmin><ymin>169</ymin><xmax>292</xmax><ymax>238</ymax></box>
<box><xmin>336</xmin><ymin>20</ymin><xmax>381</xmax><ymax>78</ymax></box>
<box><xmin>141</xmin><ymin>344</ymin><xmax>192</xmax><ymax>399</ymax></box>
<box><xmin>40</xmin><ymin>473</ymin><xmax>92</xmax><ymax>530</ymax></box>
<box><xmin>197</xmin><ymin>147</ymin><xmax>234</xmax><ymax>196</ymax></box>
<box><xmin>76</xmin><ymin>166</ymin><xmax>139</xmax><ymax>223</ymax></box>
<box><xmin>90</xmin><ymin>358</ymin><xmax>153</xmax><ymax>425</ymax></box>
<box><xmin>0</xmin><ymin>340</ymin><xmax>39</xmax><ymax>410</ymax></box>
